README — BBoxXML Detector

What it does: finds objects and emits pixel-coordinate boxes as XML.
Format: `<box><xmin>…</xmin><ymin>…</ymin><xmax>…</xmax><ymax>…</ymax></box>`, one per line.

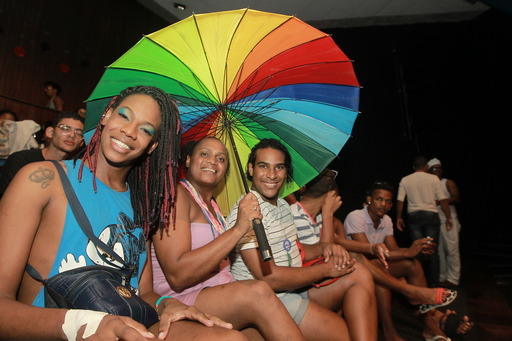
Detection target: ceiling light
<box><xmin>174</xmin><ymin>2</ymin><xmax>186</xmax><ymax>10</ymax></box>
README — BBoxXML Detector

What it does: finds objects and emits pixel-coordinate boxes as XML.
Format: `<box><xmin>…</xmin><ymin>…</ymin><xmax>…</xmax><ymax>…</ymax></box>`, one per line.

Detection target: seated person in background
<box><xmin>0</xmin><ymin>111</ymin><xmax>85</xmax><ymax>198</ymax></box>
<box><xmin>44</xmin><ymin>80</ymin><xmax>64</xmax><ymax>111</ymax></box>
<box><xmin>227</xmin><ymin>138</ymin><xmax>377</xmax><ymax>341</ymax></box>
<box><xmin>0</xmin><ymin>109</ymin><xmax>19</xmax><ymax>168</ymax></box>
<box><xmin>76</xmin><ymin>106</ymin><xmax>87</xmax><ymax>119</ymax></box>
<box><xmin>0</xmin><ymin>86</ymin><xmax>239</xmax><ymax>340</ymax></box>
<box><xmin>344</xmin><ymin>181</ymin><xmax>460</xmax><ymax>341</ymax></box>
<box><xmin>151</xmin><ymin>137</ymin><xmax>305</xmax><ymax>341</ymax></box>
<box><xmin>0</xmin><ymin>110</ymin><xmax>40</xmax><ymax>163</ymax></box>
<box><xmin>0</xmin><ymin>109</ymin><xmax>18</xmax><ymax>126</ymax></box>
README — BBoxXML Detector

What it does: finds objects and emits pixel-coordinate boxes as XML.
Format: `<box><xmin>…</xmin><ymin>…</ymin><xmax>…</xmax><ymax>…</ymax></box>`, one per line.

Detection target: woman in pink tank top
<box><xmin>151</xmin><ymin>137</ymin><xmax>305</xmax><ymax>341</ymax></box>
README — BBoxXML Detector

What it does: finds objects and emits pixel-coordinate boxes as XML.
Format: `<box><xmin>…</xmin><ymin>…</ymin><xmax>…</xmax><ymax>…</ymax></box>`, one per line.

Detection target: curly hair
<box><xmin>245</xmin><ymin>138</ymin><xmax>293</xmax><ymax>183</ymax></box>
<box><xmin>78</xmin><ymin>86</ymin><xmax>181</xmax><ymax>236</ymax></box>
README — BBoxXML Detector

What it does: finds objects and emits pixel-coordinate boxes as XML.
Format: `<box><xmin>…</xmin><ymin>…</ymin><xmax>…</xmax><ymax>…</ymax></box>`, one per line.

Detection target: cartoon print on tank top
<box><xmin>57</xmin><ymin>212</ymin><xmax>146</xmax><ymax>285</ymax></box>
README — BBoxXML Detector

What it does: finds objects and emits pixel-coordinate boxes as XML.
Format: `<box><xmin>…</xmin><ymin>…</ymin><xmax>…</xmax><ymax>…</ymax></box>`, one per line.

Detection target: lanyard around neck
<box><xmin>180</xmin><ymin>179</ymin><xmax>227</xmax><ymax>238</ymax></box>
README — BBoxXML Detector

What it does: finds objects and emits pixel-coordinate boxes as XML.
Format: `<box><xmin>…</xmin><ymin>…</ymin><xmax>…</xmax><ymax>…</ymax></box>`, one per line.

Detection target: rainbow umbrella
<box><xmin>86</xmin><ymin>8</ymin><xmax>360</xmax><ymax>214</ymax></box>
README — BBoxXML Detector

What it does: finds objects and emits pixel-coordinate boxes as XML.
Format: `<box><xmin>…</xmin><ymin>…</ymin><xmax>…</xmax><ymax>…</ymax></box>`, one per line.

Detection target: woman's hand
<box><xmin>156</xmin><ymin>298</ymin><xmax>232</xmax><ymax>340</ymax></box>
<box><xmin>233</xmin><ymin>193</ymin><xmax>262</xmax><ymax>235</ymax></box>
<box><xmin>81</xmin><ymin>314</ymin><xmax>154</xmax><ymax>341</ymax></box>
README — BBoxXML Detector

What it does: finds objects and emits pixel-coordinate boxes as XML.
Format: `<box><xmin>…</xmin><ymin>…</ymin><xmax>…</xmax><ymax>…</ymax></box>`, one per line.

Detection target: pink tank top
<box><xmin>151</xmin><ymin>222</ymin><xmax>234</xmax><ymax>306</ymax></box>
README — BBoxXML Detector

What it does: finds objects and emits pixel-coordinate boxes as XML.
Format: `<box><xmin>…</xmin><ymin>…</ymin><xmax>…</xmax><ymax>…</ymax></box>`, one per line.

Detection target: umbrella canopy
<box><xmin>86</xmin><ymin>8</ymin><xmax>360</xmax><ymax>214</ymax></box>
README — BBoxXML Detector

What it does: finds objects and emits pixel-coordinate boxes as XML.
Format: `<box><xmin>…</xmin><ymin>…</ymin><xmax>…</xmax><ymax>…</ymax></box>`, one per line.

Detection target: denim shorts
<box><xmin>278</xmin><ymin>290</ymin><xmax>309</xmax><ymax>325</ymax></box>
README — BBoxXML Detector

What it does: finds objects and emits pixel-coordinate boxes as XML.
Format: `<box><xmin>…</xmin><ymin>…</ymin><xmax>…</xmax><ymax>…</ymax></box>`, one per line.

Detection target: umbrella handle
<box><xmin>253</xmin><ymin>218</ymin><xmax>273</xmax><ymax>261</ymax></box>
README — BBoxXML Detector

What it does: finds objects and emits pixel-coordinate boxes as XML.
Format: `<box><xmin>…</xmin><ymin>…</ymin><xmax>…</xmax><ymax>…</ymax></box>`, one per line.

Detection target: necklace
<box><xmin>180</xmin><ymin>179</ymin><xmax>227</xmax><ymax>238</ymax></box>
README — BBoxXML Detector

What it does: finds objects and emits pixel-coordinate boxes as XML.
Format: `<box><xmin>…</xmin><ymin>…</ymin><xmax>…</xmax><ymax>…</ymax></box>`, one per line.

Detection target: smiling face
<box><xmin>248</xmin><ymin>147</ymin><xmax>287</xmax><ymax>205</ymax></box>
<box><xmin>100</xmin><ymin>94</ymin><xmax>161</xmax><ymax>167</ymax></box>
<box><xmin>186</xmin><ymin>137</ymin><xmax>228</xmax><ymax>188</ymax></box>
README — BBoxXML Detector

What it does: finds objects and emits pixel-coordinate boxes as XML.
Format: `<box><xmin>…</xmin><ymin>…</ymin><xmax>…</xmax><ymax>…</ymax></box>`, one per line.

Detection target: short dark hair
<box><xmin>44</xmin><ymin>81</ymin><xmax>61</xmax><ymax>94</ymax></box>
<box><xmin>303</xmin><ymin>168</ymin><xmax>337</xmax><ymax>198</ymax></box>
<box><xmin>369</xmin><ymin>180</ymin><xmax>395</xmax><ymax>197</ymax></box>
<box><xmin>52</xmin><ymin>111</ymin><xmax>85</xmax><ymax>126</ymax></box>
<box><xmin>182</xmin><ymin>137</ymin><xmax>230</xmax><ymax>173</ymax></box>
<box><xmin>413</xmin><ymin>156</ymin><xmax>428</xmax><ymax>170</ymax></box>
<box><xmin>0</xmin><ymin>109</ymin><xmax>18</xmax><ymax>121</ymax></box>
<box><xmin>246</xmin><ymin>138</ymin><xmax>293</xmax><ymax>183</ymax></box>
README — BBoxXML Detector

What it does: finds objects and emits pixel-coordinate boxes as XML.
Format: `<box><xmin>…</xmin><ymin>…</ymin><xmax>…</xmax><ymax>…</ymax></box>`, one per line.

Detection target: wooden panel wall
<box><xmin>0</xmin><ymin>0</ymin><xmax>170</xmax><ymax>126</ymax></box>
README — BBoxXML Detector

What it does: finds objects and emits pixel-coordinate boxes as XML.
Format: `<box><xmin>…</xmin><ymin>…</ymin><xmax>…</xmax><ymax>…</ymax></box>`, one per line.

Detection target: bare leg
<box><xmin>241</xmin><ymin>327</ymin><xmax>265</xmax><ymax>341</ymax></box>
<box><xmin>388</xmin><ymin>258</ymin><xmax>428</xmax><ymax>287</ymax></box>
<box><xmin>359</xmin><ymin>255</ymin><xmax>452</xmax><ymax>305</ymax></box>
<box><xmin>194</xmin><ymin>280</ymin><xmax>305</xmax><ymax>341</ymax></box>
<box><xmin>375</xmin><ymin>283</ymin><xmax>405</xmax><ymax>341</ymax></box>
<box><xmin>309</xmin><ymin>261</ymin><xmax>377</xmax><ymax>341</ymax></box>
<box><xmin>298</xmin><ymin>300</ymin><xmax>350</xmax><ymax>341</ymax></box>
<box><xmin>148</xmin><ymin>319</ymin><xmax>250</xmax><ymax>341</ymax></box>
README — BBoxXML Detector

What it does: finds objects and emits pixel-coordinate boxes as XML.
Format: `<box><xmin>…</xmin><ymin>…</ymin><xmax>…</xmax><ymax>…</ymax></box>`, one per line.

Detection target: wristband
<box><xmin>62</xmin><ymin>309</ymin><xmax>108</xmax><ymax>340</ymax></box>
<box><xmin>155</xmin><ymin>295</ymin><xmax>173</xmax><ymax>311</ymax></box>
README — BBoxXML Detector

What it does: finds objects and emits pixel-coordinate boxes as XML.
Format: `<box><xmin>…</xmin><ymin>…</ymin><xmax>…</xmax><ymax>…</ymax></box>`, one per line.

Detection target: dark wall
<box><xmin>325</xmin><ymin>9</ymin><xmax>511</xmax><ymax>250</ymax></box>
<box><xmin>0</xmin><ymin>0</ymin><xmax>168</xmax><ymax>124</ymax></box>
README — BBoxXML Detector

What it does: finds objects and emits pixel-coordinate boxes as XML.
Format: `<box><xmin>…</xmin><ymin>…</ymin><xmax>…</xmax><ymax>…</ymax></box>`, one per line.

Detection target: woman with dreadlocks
<box><xmin>0</xmin><ymin>86</ymin><xmax>246</xmax><ymax>340</ymax></box>
<box><xmin>151</xmin><ymin>137</ymin><xmax>305</xmax><ymax>341</ymax></box>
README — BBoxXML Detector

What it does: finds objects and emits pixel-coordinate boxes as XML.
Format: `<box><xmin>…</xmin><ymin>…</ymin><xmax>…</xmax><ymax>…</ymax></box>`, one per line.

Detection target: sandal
<box><xmin>424</xmin><ymin>336</ymin><xmax>451</xmax><ymax>341</ymax></box>
<box><xmin>419</xmin><ymin>289</ymin><xmax>457</xmax><ymax>314</ymax></box>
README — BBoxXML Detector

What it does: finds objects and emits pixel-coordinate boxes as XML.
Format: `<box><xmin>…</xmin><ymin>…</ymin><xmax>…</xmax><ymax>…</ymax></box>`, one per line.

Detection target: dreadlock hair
<box><xmin>246</xmin><ymin>138</ymin><xmax>293</xmax><ymax>183</ymax></box>
<box><xmin>78</xmin><ymin>86</ymin><xmax>181</xmax><ymax>236</ymax></box>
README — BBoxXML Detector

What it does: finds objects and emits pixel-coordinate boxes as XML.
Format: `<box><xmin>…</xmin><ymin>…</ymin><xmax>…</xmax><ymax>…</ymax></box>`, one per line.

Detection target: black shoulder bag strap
<box><xmin>26</xmin><ymin>160</ymin><xmax>131</xmax><ymax>281</ymax></box>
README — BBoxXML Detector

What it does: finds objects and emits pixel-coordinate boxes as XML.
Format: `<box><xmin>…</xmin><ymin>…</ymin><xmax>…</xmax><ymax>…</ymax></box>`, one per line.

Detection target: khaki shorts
<box><xmin>278</xmin><ymin>290</ymin><xmax>309</xmax><ymax>325</ymax></box>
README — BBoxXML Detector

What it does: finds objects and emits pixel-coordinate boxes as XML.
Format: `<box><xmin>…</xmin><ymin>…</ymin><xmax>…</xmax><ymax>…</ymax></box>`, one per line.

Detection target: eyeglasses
<box><xmin>56</xmin><ymin>124</ymin><xmax>84</xmax><ymax>139</ymax></box>
<box><xmin>324</xmin><ymin>169</ymin><xmax>338</xmax><ymax>190</ymax></box>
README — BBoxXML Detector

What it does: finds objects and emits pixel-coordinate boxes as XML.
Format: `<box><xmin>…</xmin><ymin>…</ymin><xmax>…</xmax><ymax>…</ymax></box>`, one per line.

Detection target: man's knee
<box><xmin>352</xmin><ymin>261</ymin><xmax>374</xmax><ymax>284</ymax></box>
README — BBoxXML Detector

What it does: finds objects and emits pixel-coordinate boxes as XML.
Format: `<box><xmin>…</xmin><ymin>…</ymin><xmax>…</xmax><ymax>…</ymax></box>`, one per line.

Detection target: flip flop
<box><xmin>424</xmin><ymin>336</ymin><xmax>451</xmax><ymax>341</ymax></box>
<box><xmin>419</xmin><ymin>289</ymin><xmax>457</xmax><ymax>314</ymax></box>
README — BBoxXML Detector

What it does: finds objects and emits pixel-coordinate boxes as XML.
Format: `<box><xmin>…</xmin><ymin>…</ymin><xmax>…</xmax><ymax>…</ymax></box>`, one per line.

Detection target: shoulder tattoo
<box><xmin>29</xmin><ymin>167</ymin><xmax>55</xmax><ymax>189</ymax></box>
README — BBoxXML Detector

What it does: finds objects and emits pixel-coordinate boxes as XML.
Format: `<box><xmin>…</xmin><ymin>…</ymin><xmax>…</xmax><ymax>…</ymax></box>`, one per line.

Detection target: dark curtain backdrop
<box><xmin>0</xmin><ymin>0</ymin><xmax>168</xmax><ymax>124</ymax></box>
<box><xmin>1</xmin><ymin>2</ymin><xmax>509</xmax><ymax>251</ymax></box>
<box><xmin>325</xmin><ymin>9</ymin><xmax>511</xmax><ymax>251</ymax></box>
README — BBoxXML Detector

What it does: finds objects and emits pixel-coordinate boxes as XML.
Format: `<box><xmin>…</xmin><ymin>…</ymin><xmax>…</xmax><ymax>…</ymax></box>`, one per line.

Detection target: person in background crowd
<box><xmin>428</xmin><ymin>158</ymin><xmax>462</xmax><ymax>288</ymax></box>
<box><xmin>44</xmin><ymin>80</ymin><xmax>64</xmax><ymax>111</ymax></box>
<box><xmin>0</xmin><ymin>111</ymin><xmax>84</xmax><ymax>197</ymax></box>
<box><xmin>396</xmin><ymin>156</ymin><xmax>452</xmax><ymax>287</ymax></box>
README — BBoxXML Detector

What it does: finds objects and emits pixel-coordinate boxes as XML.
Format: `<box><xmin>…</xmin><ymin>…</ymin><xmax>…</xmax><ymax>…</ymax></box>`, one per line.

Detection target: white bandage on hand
<box><xmin>62</xmin><ymin>309</ymin><xmax>108</xmax><ymax>340</ymax></box>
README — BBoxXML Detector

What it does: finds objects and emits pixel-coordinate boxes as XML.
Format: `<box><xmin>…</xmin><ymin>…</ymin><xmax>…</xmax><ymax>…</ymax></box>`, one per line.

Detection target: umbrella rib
<box><xmin>192</xmin><ymin>13</ymin><xmax>224</xmax><ymax>103</ymax></box>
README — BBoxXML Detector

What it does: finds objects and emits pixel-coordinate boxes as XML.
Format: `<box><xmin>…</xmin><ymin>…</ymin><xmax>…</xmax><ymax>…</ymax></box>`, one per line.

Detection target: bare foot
<box><xmin>442</xmin><ymin>309</ymin><xmax>473</xmax><ymax>335</ymax></box>
<box><xmin>422</xmin><ymin>310</ymin><xmax>447</xmax><ymax>339</ymax></box>
<box><xmin>405</xmin><ymin>286</ymin><xmax>451</xmax><ymax>305</ymax></box>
